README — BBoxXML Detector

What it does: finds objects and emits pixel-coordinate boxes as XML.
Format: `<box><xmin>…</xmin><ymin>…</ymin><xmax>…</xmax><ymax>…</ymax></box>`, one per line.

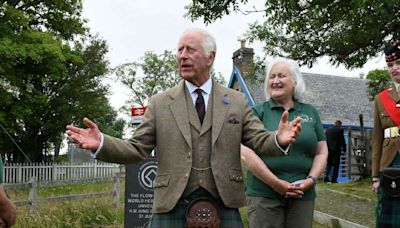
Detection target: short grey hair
<box><xmin>264</xmin><ymin>58</ymin><xmax>306</xmax><ymax>102</ymax></box>
<box><xmin>180</xmin><ymin>28</ymin><xmax>217</xmax><ymax>57</ymax></box>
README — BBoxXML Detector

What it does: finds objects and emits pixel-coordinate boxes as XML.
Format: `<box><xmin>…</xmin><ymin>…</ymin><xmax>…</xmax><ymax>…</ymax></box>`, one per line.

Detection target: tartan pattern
<box><xmin>195</xmin><ymin>89</ymin><xmax>205</xmax><ymax>125</ymax></box>
<box><xmin>149</xmin><ymin>188</ymin><xmax>243</xmax><ymax>228</ymax></box>
<box><xmin>376</xmin><ymin>154</ymin><xmax>400</xmax><ymax>228</ymax></box>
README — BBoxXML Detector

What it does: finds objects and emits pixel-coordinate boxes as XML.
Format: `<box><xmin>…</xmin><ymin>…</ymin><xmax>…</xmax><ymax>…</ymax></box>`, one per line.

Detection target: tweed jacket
<box><xmin>372</xmin><ymin>86</ymin><xmax>400</xmax><ymax>177</ymax></box>
<box><xmin>97</xmin><ymin>80</ymin><xmax>283</xmax><ymax>213</ymax></box>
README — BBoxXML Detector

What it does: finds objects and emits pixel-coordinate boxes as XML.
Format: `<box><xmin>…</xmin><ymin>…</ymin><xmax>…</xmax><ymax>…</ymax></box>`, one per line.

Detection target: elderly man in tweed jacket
<box><xmin>67</xmin><ymin>28</ymin><xmax>301</xmax><ymax>228</ymax></box>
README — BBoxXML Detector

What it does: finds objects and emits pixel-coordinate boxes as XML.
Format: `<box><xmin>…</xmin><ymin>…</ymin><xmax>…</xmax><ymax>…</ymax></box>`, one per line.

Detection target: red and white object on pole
<box><xmin>131</xmin><ymin>107</ymin><xmax>147</xmax><ymax>125</ymax></box>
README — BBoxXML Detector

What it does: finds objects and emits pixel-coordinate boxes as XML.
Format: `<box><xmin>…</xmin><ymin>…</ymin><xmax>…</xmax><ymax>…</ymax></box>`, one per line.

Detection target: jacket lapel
<box><xmin>169</xmin><ymin>81</ymin><xmax>192</xmax><ymax>148</ymax></box>
<box><xmin>211</xmin><ymin>82</ymin><xmax>229</xmax><ymax>145</ymax></box>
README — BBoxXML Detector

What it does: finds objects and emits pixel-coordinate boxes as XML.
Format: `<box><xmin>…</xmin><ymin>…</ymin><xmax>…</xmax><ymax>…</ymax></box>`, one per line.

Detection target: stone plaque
<box><xmin>124</xmin><ymin>159</ymin><xmax>157</xmax><ymax>228</ymax></box>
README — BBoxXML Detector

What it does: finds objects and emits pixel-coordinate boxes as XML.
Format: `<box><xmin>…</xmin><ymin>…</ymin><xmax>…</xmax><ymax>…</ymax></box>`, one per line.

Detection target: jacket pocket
<box><xmin>229</xmin><ymin>168</ymin><xmax>243</xmax><ymax>182</ymax></box>
<box><xmin>153</xmin><ymin>174</ymin><xmax>170</xmax><ymax>188</ymax></box>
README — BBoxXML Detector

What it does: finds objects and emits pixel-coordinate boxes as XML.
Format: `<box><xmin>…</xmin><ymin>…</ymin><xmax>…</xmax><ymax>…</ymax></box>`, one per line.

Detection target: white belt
<box><xmin>384</xmin><ymin>127</ymin><xmax>400</xmax><ymax>138</ymax></box>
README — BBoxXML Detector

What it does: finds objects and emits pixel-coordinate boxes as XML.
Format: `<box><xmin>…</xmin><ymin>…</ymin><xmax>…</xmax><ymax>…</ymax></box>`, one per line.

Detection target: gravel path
<box><xmin>315</xmin><ymin>187</ymin><xmax>375</xmax><ymax>227</ymax></box>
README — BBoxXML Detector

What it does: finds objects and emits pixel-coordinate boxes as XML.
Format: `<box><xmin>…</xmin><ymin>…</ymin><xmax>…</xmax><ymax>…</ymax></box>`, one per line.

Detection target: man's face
<box><xmin>387</xmin><ymin>59</ymin><xmax>400</xmax><ymax>83</ymax></box>
<box><xmin>177</xmin><ymin>31</ymin><xmax>214</xmax><ymax>87</ymax></box>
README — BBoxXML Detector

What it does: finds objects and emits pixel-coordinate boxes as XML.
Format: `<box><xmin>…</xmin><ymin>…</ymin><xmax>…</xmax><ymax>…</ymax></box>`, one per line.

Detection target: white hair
<box><xmin>180</xmin><ymin>28</ymin><xmax>217</xmax><ymax>57</ymax></box>
<box><xmin>264</xmin><ymin>58</ymin><xmax>306</xmax><ymax>102</ymax></box>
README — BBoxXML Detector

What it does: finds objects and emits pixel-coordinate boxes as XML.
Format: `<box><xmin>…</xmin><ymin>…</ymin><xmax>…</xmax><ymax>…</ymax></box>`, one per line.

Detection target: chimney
<box><xmin>232</xmin><ymin>38</ymin><xmax>254</xmax><ymax>78</ymax></box>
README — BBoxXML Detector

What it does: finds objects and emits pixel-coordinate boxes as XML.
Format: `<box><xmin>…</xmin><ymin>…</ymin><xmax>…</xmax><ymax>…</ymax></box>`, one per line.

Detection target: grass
<box><xmin>315</xmin><ymin>178</ymin><xmax>376</xmax><ymax>227</ymax></box>
<box><xmin>8</xmin><ymin>177</ymin><xmax>373</xmax><ymax>227</ymax></box>
<box><xmin>317</xmin><ymin>177</ymin><xmax>376</xmax><ymax>203</ymax></box>
<box><xmin>8</xmin><ymin>181</ymin><xmax>125</xmax><ymax>228</ymax></box>
<box><xmin>8</xmin><ymin>181</ymin><xmax>116</xmax><ymax>200</ymax></box>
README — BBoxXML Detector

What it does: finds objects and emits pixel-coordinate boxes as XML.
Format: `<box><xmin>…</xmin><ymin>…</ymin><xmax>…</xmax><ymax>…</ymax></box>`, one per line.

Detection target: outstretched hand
<box><xmin>66</xmin><ymin>118</ymin><xmax>101</xmax><ymax>151</ymax></box>
<box><xmin>276</xmin><ymin>111</ymin><xmax>301</xmax><ymax>146</ymax></box>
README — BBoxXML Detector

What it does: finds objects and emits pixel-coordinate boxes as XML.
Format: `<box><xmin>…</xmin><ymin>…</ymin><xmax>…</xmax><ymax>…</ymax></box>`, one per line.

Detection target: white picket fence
<box><xmin>3</xmin><ymin>162</ymin><xmax>121</xmax><ymax>183</ymax></box>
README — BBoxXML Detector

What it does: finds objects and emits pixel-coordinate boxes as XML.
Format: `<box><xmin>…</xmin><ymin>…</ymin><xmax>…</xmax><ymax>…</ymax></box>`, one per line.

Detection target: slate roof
<box><xmin>231</xmin><ymin>68</ymin><xmax>374</xmax><ymax>128</ymax></box>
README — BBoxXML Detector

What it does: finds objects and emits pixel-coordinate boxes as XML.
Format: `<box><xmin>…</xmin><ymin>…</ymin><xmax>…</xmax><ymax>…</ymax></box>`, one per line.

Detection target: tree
<box><xmin>185</xmin><ymin>0</ymin><xmax>400</xmax><ymax>69</ymax></box>
<box><xmin>114</xmin><ymin>50</ymin><xmax>225</xmax><ymax>113</ymax></box>
<box><xmin>0</xmin><ymin>1</ymin><xmax>124</xmax><ymax>162</ymax></box>
<box><xmin>114</xmin><ymin>51</ymin><xmax>180</xmax><ymax>108</ymax></box>
<box><xmin>366</xmin><ymin>69</ymin><xmax>391</xmax><ymax>101</ymax></box>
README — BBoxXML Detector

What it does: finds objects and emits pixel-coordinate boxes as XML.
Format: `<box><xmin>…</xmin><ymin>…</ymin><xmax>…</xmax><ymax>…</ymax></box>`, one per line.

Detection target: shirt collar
<box><xmin>268</xmin><ymin>98</ymin><xmax>301</xmax><ymax>111</ymax></box>
<box><xmin>185</xmin><ymin>78</ymin><xmax>212</xmax><ymax>95</ymax></box>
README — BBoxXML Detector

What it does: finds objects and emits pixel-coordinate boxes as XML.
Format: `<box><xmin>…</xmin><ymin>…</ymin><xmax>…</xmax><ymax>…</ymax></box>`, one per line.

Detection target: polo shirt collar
<box><xmin>268</xmin><ymin>98</ymin><xmax>302</xmax><ymax>112</ymax></box>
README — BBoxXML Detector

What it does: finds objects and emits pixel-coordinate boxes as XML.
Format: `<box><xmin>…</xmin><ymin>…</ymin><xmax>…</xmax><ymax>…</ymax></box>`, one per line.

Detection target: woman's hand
<box><xmin>372</xmin><ymin>180</ymin><xmax>380</xmax><ymax>194</ymax></box>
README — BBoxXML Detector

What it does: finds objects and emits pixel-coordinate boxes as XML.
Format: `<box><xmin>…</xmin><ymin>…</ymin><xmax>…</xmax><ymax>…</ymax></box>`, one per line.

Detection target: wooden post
<box><xmin>347</xmin><ymin>129</ymin><xmax>352</xmax><ymax>180</ymax></box>
<box><xmin>28</xmin><ymin>177</ymin><xmax>38</xmax><ymax>214</ymax></box>
<box><xmin>17</xmin><ymin>164</ymin><xmax>22</xmax><ymax>183</ymax></box>
<box><xmin>93</xmin><ymin>161</ymin><xmax>97</xmax><ymax>178</ymax></box>
<box><xmin>52</xmin><ymin>163</ymin><xmax>57</xmax><ymax>181</ymax></box>
<box><xmin>113</xmin><ymin>174</ymin><xmax>120</xmax><ymax>208</ymax></box>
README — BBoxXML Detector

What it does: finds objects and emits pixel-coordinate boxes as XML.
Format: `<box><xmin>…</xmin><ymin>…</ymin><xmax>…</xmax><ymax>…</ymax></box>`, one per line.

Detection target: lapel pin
<box><xmin>223</xmin><ymin>97</ymin><xmax>229</xmax><ymax>105</ymax></box>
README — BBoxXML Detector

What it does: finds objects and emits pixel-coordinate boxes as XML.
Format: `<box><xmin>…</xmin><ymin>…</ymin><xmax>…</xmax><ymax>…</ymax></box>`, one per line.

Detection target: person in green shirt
<box><xmin>0</xmin><ymin>156</ymin><xmax>17</xmax><ymax>227</ymax></box>
<box><xmin>241</xmin><ymin>58</ymin><xmax>328</xmax><ymax>228</ymax></box>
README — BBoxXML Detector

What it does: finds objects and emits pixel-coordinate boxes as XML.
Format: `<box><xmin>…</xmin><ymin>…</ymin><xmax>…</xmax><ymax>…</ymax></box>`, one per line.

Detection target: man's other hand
<box><xmin>66</xmin><ymin>118</ymin><xmax>102</xmax><ymax>151</ymax></box>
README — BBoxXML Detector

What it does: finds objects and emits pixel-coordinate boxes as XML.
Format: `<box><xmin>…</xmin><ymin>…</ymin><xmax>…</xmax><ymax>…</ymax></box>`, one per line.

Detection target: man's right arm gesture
<box><xmin>66</xmin><ymin>118</ymin><xmax>102</xmax><ymax>151</ymax></box>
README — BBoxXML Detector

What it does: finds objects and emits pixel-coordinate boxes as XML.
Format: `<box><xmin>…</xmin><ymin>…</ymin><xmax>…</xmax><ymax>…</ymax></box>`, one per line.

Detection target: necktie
<box><xmin>195</xmin><ymin>89</ymin><xmax>205</xmax><ymax>124</ymax></box>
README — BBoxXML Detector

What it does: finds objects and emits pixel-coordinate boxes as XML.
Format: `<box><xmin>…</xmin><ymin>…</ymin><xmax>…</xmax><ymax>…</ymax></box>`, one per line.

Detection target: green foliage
<box><xmin>55</xmin><ymin>154</ymin><xmax>68</xmax><ymax>162</ymax></box>
<box><xmin>185</xmin><ymin>0</ymin><xmax>400</xmax><ymax>69</ymax></box>
<box><xmin>114</xmin><ymin>50</ymin><xmax>180</xmax><ymax>108</ymax></box>
<box><xmin>366</xmin><ymin>69</ymin><xmax>391</xmax><ymax>101</ymax></box>
<box><xmin>246</xmin><ymin>55</ymin><xmax>267</xmax><ymax>83</ymax></box>
<box><xmin>185</xmin><ymin>0</ymin><xmax>248</xmax><ymax>24</ymax></box>
<box><xmin>93</xmin><ymin>103</ymin><xmax>126</xmax><ymax>139</ymax></box>
<box><xmin>211</xmin><ymin>70</ymin><xmax>227</xmax><ymax>86</ymax></box>
<box><xmin>113</xmin><ymin>50</ymin><xmax>226</xmax><ymax>114</ymax></box>
<box><xmin>0</xmin><ymin>1</ymin><xmax>124</xmax><ymax>162</ymax></box>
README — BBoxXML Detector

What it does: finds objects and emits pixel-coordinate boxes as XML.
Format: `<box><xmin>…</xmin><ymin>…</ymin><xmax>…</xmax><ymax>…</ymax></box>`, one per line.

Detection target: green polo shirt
<box><xmin>246</xmin><ymin>99</ymin><xmax>326</xmax><ymax>200</ymax></box>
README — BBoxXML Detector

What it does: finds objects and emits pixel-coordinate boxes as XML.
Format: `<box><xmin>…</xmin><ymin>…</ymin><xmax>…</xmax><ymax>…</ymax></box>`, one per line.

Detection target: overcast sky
<box><xmin>82</xmin><ymin>0</ymin><xmax>386</xmax><ymax>110</ymax></box>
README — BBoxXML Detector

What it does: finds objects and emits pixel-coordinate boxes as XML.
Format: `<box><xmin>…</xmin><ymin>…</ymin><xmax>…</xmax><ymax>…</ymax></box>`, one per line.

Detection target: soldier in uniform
<box><xmin>372</xmin><ymin>37</ymin><xmax>400</xmax><ymax>227</ymax></box>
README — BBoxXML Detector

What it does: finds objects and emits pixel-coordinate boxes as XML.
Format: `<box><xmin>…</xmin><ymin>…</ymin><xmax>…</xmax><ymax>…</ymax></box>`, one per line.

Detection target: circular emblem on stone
<box><xmin>137</xmin><ymin>160</ymin><xmax>157</xmax><ymax>191</ymax></box>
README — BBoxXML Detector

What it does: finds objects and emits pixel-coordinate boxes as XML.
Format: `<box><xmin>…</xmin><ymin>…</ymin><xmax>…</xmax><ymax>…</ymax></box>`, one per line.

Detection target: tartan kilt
<box><xmin>148</xmin><ymin>188</ymin><xmax>244</xmax><ymax>228</ymax></box>
<box><xmin>376</xmin><ymin>154</ymin><xmax>400</xmax><ymax>228</ymax></box>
